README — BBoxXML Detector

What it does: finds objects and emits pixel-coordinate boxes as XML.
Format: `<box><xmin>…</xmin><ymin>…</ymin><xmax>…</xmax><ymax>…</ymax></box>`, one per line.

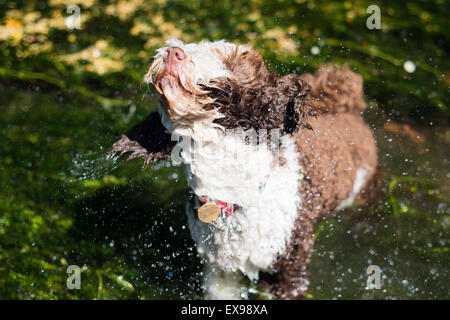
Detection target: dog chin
<box><xmin>159</xmin><ymin>83</ymin><xmax>197</xmax><ymax>120</ymax></box>
<box><xmin>161</xmin><ymin>74</ymin><xmax>178</xmax><ymax>88</ymax></box>
<box><xmin>160</xmin><ymin>77</ymin><xmax>184</xmax><ymax>102</ymax></box>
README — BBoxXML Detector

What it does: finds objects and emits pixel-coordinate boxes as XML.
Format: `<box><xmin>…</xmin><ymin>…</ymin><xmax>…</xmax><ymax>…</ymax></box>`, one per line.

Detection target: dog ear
<box><xmin>109</xmin><ymin>112</ymin><xmax>175</xmax><ymax>168</ymax></box>
<box><xmin>224</xmin><ymin>47</ymin><xmax>271</xmax><ymax>87</ymax></box>
<box><xmin>203</xmin><ymin>49</ymin><xmax>314</xmax><ymax>134</ymax></box>
<box><xmin>224</xmin><ymin>48</ymin><xmax>314</xmax><ymax>133</ymax></box>
<box><xmin>206</xmin><ymin>75</ymin><xmax>313</xmax><ymax>133</ymax></box>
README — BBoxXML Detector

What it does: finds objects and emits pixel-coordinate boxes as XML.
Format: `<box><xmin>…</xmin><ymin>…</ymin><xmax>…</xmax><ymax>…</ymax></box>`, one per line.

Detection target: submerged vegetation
<box><xmin>0</xmin><ymin>0</ymin><xmax>448</xmax><ymax>299</ymax></box>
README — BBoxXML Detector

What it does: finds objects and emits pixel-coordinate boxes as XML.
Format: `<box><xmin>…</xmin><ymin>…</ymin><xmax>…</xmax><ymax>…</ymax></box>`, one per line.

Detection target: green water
<box><xmin>0</xmin><ymin>0</ymin><xmax>448</xmax><ymax>299</ymax></box>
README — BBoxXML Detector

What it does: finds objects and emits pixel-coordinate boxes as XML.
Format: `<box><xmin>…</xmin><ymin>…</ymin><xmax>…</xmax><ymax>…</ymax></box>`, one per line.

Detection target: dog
<box><xmin>110</xmin><ymin>39</ymin><xmax>378</xmax><ymax>299</ymax></box>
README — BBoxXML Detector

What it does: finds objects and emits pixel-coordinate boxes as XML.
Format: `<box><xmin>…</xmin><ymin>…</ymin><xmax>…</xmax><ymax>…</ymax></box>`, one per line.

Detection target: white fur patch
<box><xmin>172</xmin><ymin>122</ymin><xmax>302</xmax><ymax>280</ymax></box>
<box><xmin>336</xmin><ymin>167</ymin><xmax>368</xmax><ymax>211</ymax></box>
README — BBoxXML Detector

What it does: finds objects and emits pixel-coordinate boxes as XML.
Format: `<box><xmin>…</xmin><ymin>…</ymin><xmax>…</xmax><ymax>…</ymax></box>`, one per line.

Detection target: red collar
<box><xmin>198</xmin><ymin>197</ymin><xmax>238</xmax><ymax>220</ymax></box>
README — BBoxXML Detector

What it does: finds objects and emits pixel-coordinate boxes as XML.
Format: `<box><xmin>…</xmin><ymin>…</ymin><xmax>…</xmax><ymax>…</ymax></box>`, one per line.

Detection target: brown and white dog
<box><xmin>110</xmin><ymin>39</ymin><xmax>378</xmax><ymax>299</ymax></box>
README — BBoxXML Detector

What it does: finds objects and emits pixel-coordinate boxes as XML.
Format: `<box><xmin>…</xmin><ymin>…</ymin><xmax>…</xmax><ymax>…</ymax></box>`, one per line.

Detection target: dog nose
<box><xmin>165</xmin><ymin>47</ymin><xmax>186</xmax><ymax>63</ymax></box>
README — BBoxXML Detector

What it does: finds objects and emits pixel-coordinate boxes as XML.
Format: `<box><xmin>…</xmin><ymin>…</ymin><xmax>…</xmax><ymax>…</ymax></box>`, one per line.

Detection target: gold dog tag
<box><xmin>198</xmin><ymin>203</ymin><xmax>220</xmax><ymax>224</ymax></box>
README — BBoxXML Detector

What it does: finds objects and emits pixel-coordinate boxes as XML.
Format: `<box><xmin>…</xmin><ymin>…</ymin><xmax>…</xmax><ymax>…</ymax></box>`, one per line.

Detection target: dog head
<box><xmin>147</xmin><ymin>39</ymin><xmax>312</xmax><ymax>132</ymax></box>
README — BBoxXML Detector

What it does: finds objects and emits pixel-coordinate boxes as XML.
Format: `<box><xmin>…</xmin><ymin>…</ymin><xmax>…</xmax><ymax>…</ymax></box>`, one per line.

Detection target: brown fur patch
<box><xmin>202</xmin><ymin>48</ymin><xmax>315</xmax><ymax>133</ymax></box>
<box><xmin>224</xmin><ymin>47</ymin><xmax>274</xmax><ymax>87</ymax></box>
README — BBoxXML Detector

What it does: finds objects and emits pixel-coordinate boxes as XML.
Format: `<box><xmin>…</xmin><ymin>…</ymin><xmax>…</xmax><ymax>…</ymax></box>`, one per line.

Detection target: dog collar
<box><xmin>197</xmin><ymin>196</ymin><xmax>238</xmax><ymax>224</ymax></box>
